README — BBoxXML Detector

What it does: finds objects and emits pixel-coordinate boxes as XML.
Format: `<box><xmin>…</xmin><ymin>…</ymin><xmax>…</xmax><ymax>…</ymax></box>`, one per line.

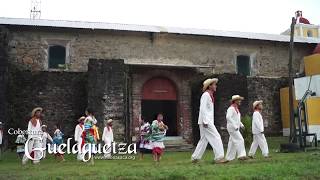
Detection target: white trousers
<box><xmin>42</xmin><ymin>143</ymin><xmax>47</xmax><ymax>159</ymax></box>
<box><xmin>226</xmin><ymin>130</ymin><xmax>246</xmax><ymax>161</ymax></box>
<box><xmin>22</xmin><ymin>138</ymin><xmax>41</xmax><ymax>164</ymax></box>
<box><xmin>76</xmin><ymin>139</ymin><xmax>83</xmax><ymax>161</ymax></box>
<box><xmin>191</xmin><ymin>124</ymin><xmax>224</xmax><ymax>161</ymax></box>
<box><xmin>104</xmin><ymin>139</ymin><xmax>112</xmax><ymax>159</ymax></box>
<box><xmin>248</xmin><ymin>133</ymin><xmax>269</xmax><ymax>157</ymax></box>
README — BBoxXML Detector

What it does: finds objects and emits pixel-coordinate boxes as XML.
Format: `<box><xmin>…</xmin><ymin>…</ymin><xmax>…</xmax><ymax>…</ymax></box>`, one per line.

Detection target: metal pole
<box><xmin>289</xmin><ymin>17</ymin><xmax>296</xmax><ymax>142</ymax></box>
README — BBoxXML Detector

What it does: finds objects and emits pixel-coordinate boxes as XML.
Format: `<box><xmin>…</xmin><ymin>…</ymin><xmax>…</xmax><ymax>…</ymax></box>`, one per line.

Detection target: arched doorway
<box><xmin>141</xmin><ymin>77</ymin><xmax>178</xmax><ymax>136</ymax></box>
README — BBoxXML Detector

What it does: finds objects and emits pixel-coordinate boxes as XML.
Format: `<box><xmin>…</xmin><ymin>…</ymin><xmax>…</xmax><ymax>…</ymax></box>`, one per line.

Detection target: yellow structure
<box><xmin>280</xmin><ymin>87</ymin><xmax>298</xmax><ymax>132</ymax></box>
<box><xmin>280</xmin><ymin>88</ymin><xmax>320</xmax><ymax>137</ymax></box>
<box><xmin>304</xmin><ymin>54</ymin><xmax>320</xmax><ymax>76</ymax></box>
<box><xmin>305</xmin><ymin>97</ymin><xmax>320</xmax><ymax>125</ymax></box>
<box><xmin>281</xmin><ymin>23</ymin><xmax>320</xmax><ymax>38</ymax></box>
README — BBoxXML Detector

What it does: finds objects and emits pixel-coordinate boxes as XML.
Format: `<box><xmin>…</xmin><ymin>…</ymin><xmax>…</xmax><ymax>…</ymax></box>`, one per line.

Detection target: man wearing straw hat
<box><xmin>191</xmin><ymin>78</ymin><xmax>226</xmax><ymax>164</ymax></box>
<box><xmin>22</xmin><ymin>107</ymin><xmax>43</xmax><ymax>165</ymax></box>
<box><xmin>226</xmin><ymin>95</ymin><xmax>248</xmax><ymax>161</ymax></box>
<box><xmin>102</xmin><ymin>119</ymin><xmax>114</xmax><ymax>159</ymax></box>
<box><xmin>248</xmin><ymin>100</ymin><xmax>269</xmax><ymax>158</ymax></box>
<box><xmin>74</xmin><ymin>116</ymin><xmax>85</xmax><ymax>161</ymax></box>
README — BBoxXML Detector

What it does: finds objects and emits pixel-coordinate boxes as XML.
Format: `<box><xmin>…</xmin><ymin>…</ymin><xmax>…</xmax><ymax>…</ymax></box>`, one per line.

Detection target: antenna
<box><xmin>30</xmin><ymin>0</ymin><xmax>41</xmax><ymax>19</ymax></box>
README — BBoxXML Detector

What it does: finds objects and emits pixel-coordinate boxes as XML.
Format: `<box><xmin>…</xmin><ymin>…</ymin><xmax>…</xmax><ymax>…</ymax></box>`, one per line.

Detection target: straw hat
<box><xmin>106</xmin><ymin>119</ymin><xmax>113</xmax><ymax>124</ymax></box>
<box><xmin>31</xmin><ymin>107</ymin><xmax>43</xmax><ymax>117</ymax></box>
<box><xmin>253</xmin><ymin>100</ymin><xmax>263</xmax><ymax>109</ymax></box>
<box><xmin>78</xmin><ymin>116</ymin><xmax>86</xmax><ymax>122</ymax></box>
<box><xmin>202</xmin><ymin>78</ymin><xmax>218</xmax><ymax>92</ymax></box>
<box><xmin>231</xmin><ymin>95</ymin><xmax>244</xmax><ymax>102</ymax></box>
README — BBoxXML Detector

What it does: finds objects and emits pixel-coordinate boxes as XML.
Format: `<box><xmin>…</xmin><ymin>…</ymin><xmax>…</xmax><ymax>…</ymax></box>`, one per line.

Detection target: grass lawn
<box><xmin>0</xmin><ymin>137</ymin><xmax>319</xmax><ymax>180</ymax></box>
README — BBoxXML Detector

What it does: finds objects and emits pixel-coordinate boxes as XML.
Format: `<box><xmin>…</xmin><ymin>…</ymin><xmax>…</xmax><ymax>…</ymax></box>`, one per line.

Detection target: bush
<box><xmin>241</xmin><ymin>115</ymin><xmax>252</xmax><ymax>147</ymax></box>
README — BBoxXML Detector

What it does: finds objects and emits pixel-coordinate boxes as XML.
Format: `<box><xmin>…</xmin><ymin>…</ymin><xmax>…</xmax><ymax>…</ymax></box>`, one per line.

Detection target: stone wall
<box><xmin>87</xmin><ymin>59</ymin><xmax>127</xmax><ymax>142</ymax></box>
<box><xmin>6</xmin><ymin>26</ymin><xmax>315</xmax><ymax>77</ymax></box>
<box><xmin>7</xmin><ymin>69</ymin><xmax>87</xmax><ymax>146</ymax></box>
<box><xmin>247</xmin><ymin>77</ymin><xmax>288</xmax><ymax>135</ymax></box>
<box><xmin>0</xmin><ymin>26</ymin><xmax>9</xmax><ymax>147</ymax></box>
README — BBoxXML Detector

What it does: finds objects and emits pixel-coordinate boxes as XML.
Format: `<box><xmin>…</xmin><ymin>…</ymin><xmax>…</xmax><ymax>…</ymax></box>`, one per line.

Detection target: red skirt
<box><xmin>152</xmin><ymin>147</ymin><xmax>163</xmax><ymax>155</ymax></box>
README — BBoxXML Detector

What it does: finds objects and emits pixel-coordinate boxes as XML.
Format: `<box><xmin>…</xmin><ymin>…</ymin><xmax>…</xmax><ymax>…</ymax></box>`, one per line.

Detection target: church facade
<box><xmin>0</xmin><ymin>17</ymin><xmax>319</xmax><ymax>147</ymax></box>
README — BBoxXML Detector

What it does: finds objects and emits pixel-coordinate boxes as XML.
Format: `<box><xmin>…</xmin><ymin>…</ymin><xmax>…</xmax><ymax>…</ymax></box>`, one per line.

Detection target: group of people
<box><xmin>137</xmin><ymin>113</ymin><xmax>168</xmax><ymax>164</ymax></box>
<box><xmin>18</xmin><ymin>107</ymin><xmax>114</xmax><ymax>165</ymax></box>
<box><xmin>74</xmin><ymin>109</ymin><xmax>114</xmax><ymax>163</ymax></box>
<box><xmin>10</xmin><ymin>77</ymin><xmax>269</xmax><ymax>165</ymax></box>
<box><xmin>20</xmin><ymin>107</ymin><xmax>70</xmax><ymax>164</ymax></box>
<box><xmin>191</xmin><ymin>78</ymin><xmax>269</xmax><ymax>164</ymax></box>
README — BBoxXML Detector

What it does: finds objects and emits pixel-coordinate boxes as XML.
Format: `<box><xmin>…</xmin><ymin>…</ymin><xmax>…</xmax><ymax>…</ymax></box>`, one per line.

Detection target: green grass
<box><xmin>0</xmin><ymin>137</ymin><xmax>319</xmax><ymax>180</ymax></box>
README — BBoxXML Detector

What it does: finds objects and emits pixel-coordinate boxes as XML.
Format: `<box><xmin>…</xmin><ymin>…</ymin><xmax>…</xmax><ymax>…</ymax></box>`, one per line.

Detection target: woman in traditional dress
<box><xmin>82</xmin><ymin>108</ymin><xmax>98</xmax><ymax>165</ymax></box>
<box><xmin>138</xmin><ymin>117</ymin><xmax>152</xmax><ymax>160</ymax></box>
<box><xmin>150</xmin><ymin>113</ymin><xmax>168</xmax><ymax>164</ymax></box>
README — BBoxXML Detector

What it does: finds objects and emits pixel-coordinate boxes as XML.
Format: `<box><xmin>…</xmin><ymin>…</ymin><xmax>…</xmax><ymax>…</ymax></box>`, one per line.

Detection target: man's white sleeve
<box><xmin>199</xmin><ymin>93</ymin><xmax>210</xmax><ymax>124</ymax></box>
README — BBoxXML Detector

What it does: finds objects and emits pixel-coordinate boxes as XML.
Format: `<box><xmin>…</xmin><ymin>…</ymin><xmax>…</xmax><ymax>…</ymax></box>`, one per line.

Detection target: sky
<box><xmin>0</xmin><ymin>0</ymin><xmax>319</xmax><ymax>34</ymax></box>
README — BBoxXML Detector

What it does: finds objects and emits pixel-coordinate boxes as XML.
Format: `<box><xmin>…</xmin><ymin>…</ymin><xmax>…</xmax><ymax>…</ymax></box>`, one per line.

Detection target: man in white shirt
<box><xmin>102</xmin><ymin>119</ymin><xmax>114</xmax><ymax>159</ymax></box>
<box><xmin>248</xmin><ymin>100</ymin><xmax>269</xmax><ymax>158</ymax></box>
<box><xmin>226</xmin><ymin>95</ymin><xmax>247</xmax><ymax>161</ymax></box>
<box><xmin>191</xmin><ymin>78</ymin><xmax>226</xmax><ymax>164</ymax></box>
<box><xmin>74</xmin><ymin>116</ymin><xmax>85</xmax><ymax>161</ymax></box>
<box><xmin>22</xmin><ymin>107</ymin><xmax>43</xmax><ymax>165</ymax></box>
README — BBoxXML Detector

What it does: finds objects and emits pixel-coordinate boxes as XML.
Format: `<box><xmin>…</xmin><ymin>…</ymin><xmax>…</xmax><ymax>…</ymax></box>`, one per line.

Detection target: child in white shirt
<box><xmin>248</xmin><ymin>100</ymin><xmax>269</xmax><ymax>158</ymax></box>
<box><xmin>41</xmin><ymin>125</ymin><xmax>53</xmax><ymax>159</ymax></box>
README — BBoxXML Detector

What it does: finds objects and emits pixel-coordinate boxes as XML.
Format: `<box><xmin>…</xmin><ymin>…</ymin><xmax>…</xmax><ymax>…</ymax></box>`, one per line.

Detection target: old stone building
<box><xmin>0</xmin><ymin>17</ymin><xmax>319</xmax><ymax>147</ymax></box>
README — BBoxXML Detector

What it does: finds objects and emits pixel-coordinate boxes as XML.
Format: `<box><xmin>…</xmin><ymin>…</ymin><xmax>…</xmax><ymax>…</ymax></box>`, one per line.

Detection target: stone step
<box><xmin>164</xmin><ymin>137</ymin><xmax>194</xmax><ymax>151</ymax></box>
<box><xmin>165</xmin><ymin>144</ymin><xmax>194</xmax><ymax>152</ymax></box>
<box><xmin>164</xmin><ymin>140</ymin><xmax>188</xmax><ymax>145</ymax></box>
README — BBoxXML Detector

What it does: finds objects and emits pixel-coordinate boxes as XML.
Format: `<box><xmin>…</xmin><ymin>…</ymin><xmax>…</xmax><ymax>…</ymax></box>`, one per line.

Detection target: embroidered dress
<box><xmin>139</xmin><ymin>122</ymin><xmax>152</xmax><ymax>152</ymax></box>
<box><xmin>82</xmin><ymin>116</ymin><xmax>97</xmax><ymax>152</ymax></box>
<box><xmin>150</xmin><ymin>120</ymin><xmax>166</xmax><ymax>155</ymax></box>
